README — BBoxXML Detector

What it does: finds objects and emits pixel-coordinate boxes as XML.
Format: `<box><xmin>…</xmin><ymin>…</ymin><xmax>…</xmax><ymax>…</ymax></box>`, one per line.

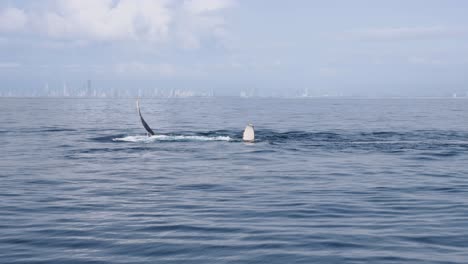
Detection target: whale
<box><xmin>136</xmin><ymin>99</ymin><xmax>253</xmax><ymax>141</ymax></box>
<box><xmin>243</xmin><ymin>123</ymin><xmax>255</xmax><ymax>142</ymax></box>
<box><xmin>136</xmin><ymin>100</ymin><xmax>155</xmax><ymax>136</ymax></box>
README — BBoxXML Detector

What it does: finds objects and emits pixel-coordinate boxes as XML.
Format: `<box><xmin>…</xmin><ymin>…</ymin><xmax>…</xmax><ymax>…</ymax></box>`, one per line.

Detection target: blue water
<box><xmin>1</xmin><ymin>98</ymin><xmax>467</xmax><ymax>264</ymax></box>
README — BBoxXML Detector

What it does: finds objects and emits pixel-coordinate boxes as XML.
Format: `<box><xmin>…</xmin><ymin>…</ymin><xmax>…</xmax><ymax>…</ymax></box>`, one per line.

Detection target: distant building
<box><xmin>63</xmin><ymin>82</ymin><xmax>68</xmax><ymax>97</ymax></box>
<box><xmin>240</xmin><ymin>88</ymin><xmax>256</xmax><ymax>98</ymax></box>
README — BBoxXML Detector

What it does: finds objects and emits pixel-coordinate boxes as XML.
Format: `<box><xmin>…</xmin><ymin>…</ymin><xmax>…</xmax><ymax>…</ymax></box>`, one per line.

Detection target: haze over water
<box><xmin>1</xmin><ymin>97</ymin><xmax>467</xmax><ymax>263</ymax></box>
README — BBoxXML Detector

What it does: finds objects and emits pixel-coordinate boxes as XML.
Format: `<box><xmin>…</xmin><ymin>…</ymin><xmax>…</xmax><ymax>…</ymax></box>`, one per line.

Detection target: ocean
<box><xmin>1</xmin><ymin>97</ymin><xmax>467</xmax><ymax>263</ymax></box>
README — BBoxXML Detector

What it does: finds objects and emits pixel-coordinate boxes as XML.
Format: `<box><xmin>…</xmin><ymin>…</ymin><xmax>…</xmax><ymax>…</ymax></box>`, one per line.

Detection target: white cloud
<box><xmin>0</xmin><ymin>7</ymin><xmax>27</xmax><ymax>32</ymax></box>
<box><xmin>347</xmin><ymin>26</ymin><xmax>467</xmax><ymax>41</ymax></box>
<box><xmin>183</xmin><ymin>0</ymin><xmax>235</xmax><ymax>14</ymax></box>
<box><xmin>174</xmin><ymin>0</ymin><xmax>235</xmax><ymax>49</ymax></box>
<box><xmin>38</xmin><ymin>0</ymin><xmax>172</xmax><ymax>42</ymax></box>
<box><xmin>0</xmin><ymin>0</ymin><xmax>235</xmax><ymax>48</ymax></box>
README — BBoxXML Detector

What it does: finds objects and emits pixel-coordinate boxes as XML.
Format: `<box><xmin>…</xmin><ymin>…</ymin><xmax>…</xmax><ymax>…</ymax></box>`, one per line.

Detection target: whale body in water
<box><xmin>243</xmin><ymin>123</ymin><xmax>255</xmax><ymax>142</ymax></box>
<box><xmin>136</xmin><ymin>100</ymin><xmax>155</xmax><ymax>136</ymax></box>
<box><xmin>136</xmin><ymin>99</ymin><xmax>254</xmax><ymax>141</ymax></box>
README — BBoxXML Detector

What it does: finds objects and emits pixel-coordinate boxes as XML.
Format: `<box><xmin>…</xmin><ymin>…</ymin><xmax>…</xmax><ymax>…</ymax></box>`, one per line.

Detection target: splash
<box><xmin>113</xmin><ymin>134</ymin><xmax>232</xmax><ymax>143</ymax></box>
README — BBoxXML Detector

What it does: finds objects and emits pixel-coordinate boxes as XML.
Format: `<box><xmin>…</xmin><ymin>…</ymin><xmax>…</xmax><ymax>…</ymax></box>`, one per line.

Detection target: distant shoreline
<box><xmin>0</xmin><ymin>96</ymin><xmax>467</xmax><ymax>100</ymax></box>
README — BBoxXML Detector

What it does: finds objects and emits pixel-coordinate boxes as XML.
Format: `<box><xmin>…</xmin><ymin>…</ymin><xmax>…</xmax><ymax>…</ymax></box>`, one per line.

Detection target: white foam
<box><xmin>113</xmin><ymin>134</ymin><xmax>232</xmax><ymax>143</ymax></box>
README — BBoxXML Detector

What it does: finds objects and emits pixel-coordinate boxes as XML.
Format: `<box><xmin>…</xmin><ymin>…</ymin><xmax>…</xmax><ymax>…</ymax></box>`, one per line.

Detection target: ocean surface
<box><xmin>1</xmin><ymin>97</ymin><xmax>467</xmax><ymax>264</ymax></box>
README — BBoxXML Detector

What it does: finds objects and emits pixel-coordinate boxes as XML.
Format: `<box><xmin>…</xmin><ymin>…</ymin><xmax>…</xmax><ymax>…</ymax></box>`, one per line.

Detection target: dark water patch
<box><xmin>40</xmin><ymin>127</ymin><xmax>77</xmax><ymax>133</ymax></box>
<box><xmin>177</xmin><ymin>183</ymin><xmax>237</xmax><ymax>192</ymax></box>
<box><xmin>344</xmin><ymin>256</ymin><xmax>430</xmax><ymax>264</ymax></box>
<box><xmin>90</xmin><ymin>134</ymin><xmax>128</xmax><ymax>142</ymax></box>
<box><xmin>0</xmin><ymin>193</ymin><xmax>22</xmax><ymax>198</ymax></box>
<box><xmin>57</xmin><ymin>144</ymin><xmax>73</xmax><ymax>148</ymax></box>
<box><xmin>420</xmin><ymin>151</ymin><xmax>461</xmax><ymax>157</ymax></box>
<box><xmin>409</xmin><ymin>155</ymin><xmax>439</xmax><ymax>161</ymax></box>
<box><xmin>24</xmin><ymin>179</ymin><xmax>67</xmax><ymax>185</ymax></box>
<box><xmin>396</xmin><ymin>234</ymin><xmax>468</xmax><ymax>249</ymax></box>
<box><xmin>7</xmin><ymin>127</ymin><xmax>77</xmax><ymax>134</ymax></box>
<box><xmin>248</xmin><ymin>149</ymin><xmax>278</xmax><ymax>154</ymax></box>
<box><xmin>72</xmin><ymin>146</ymin><xmax>151</xmax><ymax>154</ymax></box>
<box><xmin>32</xmin><ymin>228</ymin><xmax>94</xmax><ymax>238</ymax></box>
<box><xmin>136</xmin><ymin>224</ymin><xmax>244</xmax><ymax>234</ymax></box>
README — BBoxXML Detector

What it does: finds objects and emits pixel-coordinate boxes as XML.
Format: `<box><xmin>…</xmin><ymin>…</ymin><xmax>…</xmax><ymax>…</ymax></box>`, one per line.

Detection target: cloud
<box><xmin>347</xmin><ymin>26</ymin><xmax>467</xmax><ymax>41</ymax></box>
<box><xmin>183</xmin><ymin>0</ymin><xmax>235</xmax><ymax>14</ymax></box>
<box><xmin>0</xmin><ymin>0</ymin><xmax>235</xmax><ymax>48</ymax></box>
<box><xmin>36</xmin><ymin>0</ymin><xmax>172</xmax><ymax>42</ymax></box>
<box><xmin>0</xmin><ymin>7</ymin><xmax>27</xmax><ymax>32</ymax></box>
<box><xmin>175</xmin><ymin>0</ymin><xmax>235</xmax><ymax>49</ymax></box>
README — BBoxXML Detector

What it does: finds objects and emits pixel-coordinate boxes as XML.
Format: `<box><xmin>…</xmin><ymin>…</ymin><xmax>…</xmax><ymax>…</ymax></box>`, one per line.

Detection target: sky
<box><xmin>0</xmin><ymin>0</ymin><xmax>468</xmax><ymax>97</ymax></box>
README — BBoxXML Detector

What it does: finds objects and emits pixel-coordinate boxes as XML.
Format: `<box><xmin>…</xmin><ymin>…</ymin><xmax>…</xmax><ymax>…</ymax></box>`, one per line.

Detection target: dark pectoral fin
<box><xmin>137</xmin><ymin>100</ymin><xmax>155</xmax><ymax>136</ymax></box>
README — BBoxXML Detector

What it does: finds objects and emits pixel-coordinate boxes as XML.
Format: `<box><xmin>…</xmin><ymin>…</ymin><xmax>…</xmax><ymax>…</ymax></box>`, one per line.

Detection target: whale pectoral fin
<box><xmin>243</xmin><ymin>124</ymin><xmax>255</xmax><ymax>142</ymax></box>
<box><xmin>136</xmin><ymin>99</ymin><xmax>155</xmax><ymax>136</ymax></box>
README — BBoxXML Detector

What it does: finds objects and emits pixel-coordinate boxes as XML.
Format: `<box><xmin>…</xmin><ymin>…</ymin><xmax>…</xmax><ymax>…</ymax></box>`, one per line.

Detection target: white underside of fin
<box><xmin>243</xmin><ymin>124</ymin><xmax>255</xmax><ymax>142</ymax></box>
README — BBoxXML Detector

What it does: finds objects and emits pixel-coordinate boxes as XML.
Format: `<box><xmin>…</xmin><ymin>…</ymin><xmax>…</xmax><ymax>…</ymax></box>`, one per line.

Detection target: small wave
<box><xmin>113</xmin><ymin>134</ymin><xmax>232</xmax><ymax>143</ymax></box>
